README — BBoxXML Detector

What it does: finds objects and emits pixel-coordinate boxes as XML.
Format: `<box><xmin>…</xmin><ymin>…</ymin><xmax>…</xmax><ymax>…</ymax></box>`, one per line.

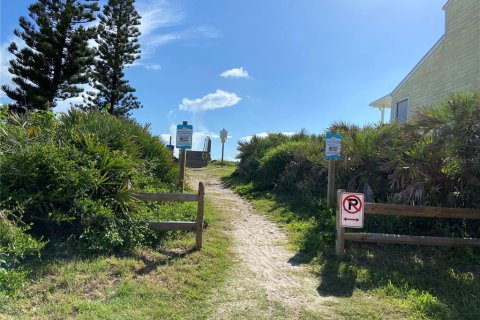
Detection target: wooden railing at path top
<box><xmin>134</xmin><ymin>182</ymin><xmax>205</xmax><ymax>250</ymax></box>
<box><xmin>336</xmin><ymin>189</ymin><xmax>480</xmax><ymax>256</ymax></box>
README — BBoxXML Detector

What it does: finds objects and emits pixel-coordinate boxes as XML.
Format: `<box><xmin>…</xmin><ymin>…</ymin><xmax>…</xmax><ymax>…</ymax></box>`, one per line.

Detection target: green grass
<box><xmin>0</xmin><ymin>198</ymin><xmax>234</xmax><ymax>319</ymax></box>
<box><xmin>5</xmin><ymin>163</ymin><xmax>478</xmax><ymax>319</ymax></box>
<box><xmin>223</xmin><ymin>172</ymin><xmax>480</xmax><ymax>320</ymax></box>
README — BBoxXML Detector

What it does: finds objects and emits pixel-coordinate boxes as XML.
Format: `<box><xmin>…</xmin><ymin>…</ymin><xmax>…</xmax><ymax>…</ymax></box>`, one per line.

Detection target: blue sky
<box><xmin>1</xmin><ymin>0</ymin><xmax>445</xmax><ymax>160</ymax></box>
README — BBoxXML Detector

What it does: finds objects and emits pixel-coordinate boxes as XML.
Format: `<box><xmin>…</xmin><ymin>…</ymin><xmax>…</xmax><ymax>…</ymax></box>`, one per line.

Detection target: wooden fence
<box><xmin>134</xmin><ymin>182</ymin><xmax>205</xmax><ymax>250</ymax></box>
<box><xmin>336</xmin><ymin>189</ymin><xmax>480</xmax><ymax>256</ymax></box>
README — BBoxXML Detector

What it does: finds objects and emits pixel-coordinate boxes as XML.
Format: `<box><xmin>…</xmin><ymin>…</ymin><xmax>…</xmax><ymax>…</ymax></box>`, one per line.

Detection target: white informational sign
<box><xmin>220</xmin><ymin>128</ymin><xmax>228</xmax><ymax>143</ymax></box>
<box><xmin>340</xmin><ymin>192</ymin><xmax>364</xmax><ymax>228</ymax></box>
<box><xmin>325</xmin><ymin>133</ymin><xmax>342</xmax><ymax>159</ymax></box>
<box><xmin>176</xmin><ymin>124</ymin><xmax>193</xmax><ymax>149</ymax></box>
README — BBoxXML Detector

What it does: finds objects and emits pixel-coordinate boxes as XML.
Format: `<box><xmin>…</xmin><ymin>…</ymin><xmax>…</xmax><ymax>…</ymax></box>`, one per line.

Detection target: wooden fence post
<box><xmin>221</xmin><ymin>140</ymin><xmax>225</xmax><ymax>167</ymax></box>
<box><xmin>335</xmin><ymin>189</ymin><xmax>345</xmax><ymax>257</ymax></box>
<box><xmin>327</xmin><ymin>159</ymin><xmax>336</xmax><ymax>208</ymax></box>
<box><xmin>195</xmin><ymin>182</ymin><xmax>205</xmax><ymax>250</ymax></box>
<box><xmin>178</xmin><ymin>149</ymin><xmax>187</xmax><ymax>192</ymax></box>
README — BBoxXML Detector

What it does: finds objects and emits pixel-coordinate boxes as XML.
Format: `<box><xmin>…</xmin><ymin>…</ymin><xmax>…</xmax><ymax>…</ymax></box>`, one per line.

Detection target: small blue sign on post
<box><xmin>176</xmin><ymin>124</ymin><xmax>193</xmax><ymax>149</ymax></box>
<box><xmin>325</xmin><ymin>133</ymin><xmax>342</xmax><ymax>159</ymax></box>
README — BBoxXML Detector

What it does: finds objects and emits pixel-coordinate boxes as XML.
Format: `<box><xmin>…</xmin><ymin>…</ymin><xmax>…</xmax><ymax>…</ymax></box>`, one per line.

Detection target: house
<box><xmin>370</xmin><ymin>0</ymin><xmax>480</xmax><ymax>123</ymax></box>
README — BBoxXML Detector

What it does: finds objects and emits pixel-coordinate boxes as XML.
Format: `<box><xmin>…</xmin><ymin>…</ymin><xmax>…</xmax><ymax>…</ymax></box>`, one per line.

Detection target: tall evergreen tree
<box><xmin>1</xmin><ymin>0</ymin><xmax>99</xmax><ymax>112</ymax></box>
<box><xmin>86</xmin><ymin>0</ymin><xmax>142</xmax><ymax>116</ymax></box>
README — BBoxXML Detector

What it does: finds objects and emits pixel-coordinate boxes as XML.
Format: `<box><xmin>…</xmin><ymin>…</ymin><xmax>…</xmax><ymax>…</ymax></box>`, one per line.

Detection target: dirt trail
<box><xmin>188</xmin><ymin>168</ymin><xmax>335</xmax><ymax>319</ymax></box>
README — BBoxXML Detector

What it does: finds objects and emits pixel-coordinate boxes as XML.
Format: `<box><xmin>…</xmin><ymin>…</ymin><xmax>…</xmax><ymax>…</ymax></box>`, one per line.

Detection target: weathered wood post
<box><xmin>178</xmin><ymin>149</ymin><xmax>186</xmax><ymax>192</ymax></box>
<box><xmin>327</xmin><ymin>159</ymin><xmax>336</xmax><ymax>208</ymax></box>
<box><xmin>220</xmin><ymin>129</ymin><xmax>228</xmax><ymax>167</ymax></box>
<box><xmin>195</xmin><ymin>182</ymin><xmax>205</xmax><ymax>250</ymax></box>
<box><xmin>221</xmin><ymin>142</ymin><xmax>225</xmax><ymax>167</ymax></box>
<box><xmin>336</xmin><ymin>188</ymin><xmax>346</xmax><ymax>257</ymax></box>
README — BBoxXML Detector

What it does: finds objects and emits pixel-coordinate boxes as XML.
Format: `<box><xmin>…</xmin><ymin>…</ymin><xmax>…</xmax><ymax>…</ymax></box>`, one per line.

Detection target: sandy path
<box><xmin>188</xmin><ymin>168</ymin><xmax>335</xmax><ymax>319</ymax></box>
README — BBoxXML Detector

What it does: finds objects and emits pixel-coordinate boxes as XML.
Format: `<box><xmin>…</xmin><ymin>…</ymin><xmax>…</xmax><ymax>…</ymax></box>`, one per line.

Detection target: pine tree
<box><xmin>86</xmin><ymin>0</ymin><xmax>142</xmax><ymax>117</ymax></box>
<box><xmin>1</xmin><ymin>0</ymin><xmax>99</xmax><ymax>112</ymax></box>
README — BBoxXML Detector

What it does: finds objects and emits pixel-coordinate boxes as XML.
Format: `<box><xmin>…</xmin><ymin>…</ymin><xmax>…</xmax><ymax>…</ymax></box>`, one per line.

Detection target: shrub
<box><xmin>236</xmin><ymin>133</ymin><xmax>291</xmax><ymax>179</ymax></box>
<box><xmin>0</xmin><ymin>109</ymin><xmax>178</xmax><ymax>254</ymax></box>
<box><xmin>259</xmin><ymin>141</ymin><xmax>308</xmax><ymax>185</ymax></box>
<box><xmin>0</xmin><ymin>212</ymin><xmax>45</xmax><ymax>295</ymax></box>
<box><xmin>233</xmin><ymin>91</ymin><xmax>480</xmax><ymax>240</ymax></box>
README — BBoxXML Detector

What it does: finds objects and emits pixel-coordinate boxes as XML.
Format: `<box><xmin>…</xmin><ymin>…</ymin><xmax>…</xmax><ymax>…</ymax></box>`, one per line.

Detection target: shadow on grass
<box><xmin>222</xmin><ymin>174</ymin><xmax>480</xmax><ymax>319</ymax></box>
<box><xmin>21</xmin><ymin>238</ymin><xmax>198</xmax><ymax>283</ymax></box>
<box><xmin>316</xmin><ymin>244</ymin><xmax>480</xmax><ymax>319</ymax></box>
<box><xmin>135</xmin><ymin>247</ymin><xmax>196</xmax><ymax>275</ymax></box>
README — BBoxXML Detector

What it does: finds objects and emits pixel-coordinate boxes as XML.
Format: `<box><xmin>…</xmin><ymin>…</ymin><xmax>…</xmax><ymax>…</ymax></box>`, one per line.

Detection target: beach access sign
<box><xmin>340</xmin><ymin>192</ymin><xmax>364</xmax><ymax>228</ymax></box>
<box><xmin>325</xmin><ymin>133</ymin><xmax>342</xmax><ymax>159</ymax></box>
<box><xmin>176</xmin><ymin>124</ymin><xmax>193</xmax><ymax>149</ymax></box>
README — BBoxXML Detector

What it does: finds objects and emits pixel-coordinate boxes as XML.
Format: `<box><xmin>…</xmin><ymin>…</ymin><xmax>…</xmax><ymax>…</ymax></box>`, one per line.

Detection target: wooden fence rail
<box><xmin>134</xmin><ymin>182</ymin><xmax>205</xmax><ymax>250</ymax></box>
<box><xmin>336</xmin><ymin>189</ymin><xmax>480</xmax><ymax>256</ymax></box>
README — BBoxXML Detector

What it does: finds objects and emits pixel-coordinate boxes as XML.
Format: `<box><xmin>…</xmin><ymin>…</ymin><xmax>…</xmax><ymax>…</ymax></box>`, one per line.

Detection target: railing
<box><xmin>134</xmin><ymin>182</ymin><xmax>205</xmax><ymax>250</ymax></box>
<box><xmin>335</xmin><ymin>189</ymin><xmax>480</xmax><ymax>256</ymax></box>
<box><xmin>202</xmin><ymin>136</ymin><xmax>211</xmax><ymax>162</ymax></box>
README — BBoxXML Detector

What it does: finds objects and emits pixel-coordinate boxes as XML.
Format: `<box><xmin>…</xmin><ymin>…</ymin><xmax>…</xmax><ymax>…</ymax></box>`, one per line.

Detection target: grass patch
<box><xmin>223</xmin><ymin>173</ymin><xmax>480</xmax><ymax>320</ymax></box>
<box><xmin>0</xmin><ymin>198</ymin><xmax>234</xmax><ymax>319</ymax></box>
<box><xmin>206</xmin><ymin>161</ymin><xmax>238</xmax><ymax>177</ymax></box>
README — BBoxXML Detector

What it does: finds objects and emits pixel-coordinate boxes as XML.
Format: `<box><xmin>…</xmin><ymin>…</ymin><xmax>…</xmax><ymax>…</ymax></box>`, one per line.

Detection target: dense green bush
<box><xmin>259</xmin><ymin>141</ymin><xmax>309</xmax><ymax>185</ymax></box>
<box><xmin>0</xmin><ymin>212</ymin><xmax>45</xmax><ymax>295</ymax></box>
<box><xmin>233</xmin><ymin>91</ymin><xmax>480</xmax><ymax>239</ymax></box>
<box><xmin>259</xmin><ymin>139</ymin><xmax>327</xmax><ymax>204</ymax></box>
<box><xmin>0</xmin><ymin>109</ymin><xmax>178</xmax><ymax>258</ymax></box>
<box><xmin>236</xmin><ymin>133</ymin><xmax>291</xmax><ymax>180</ymax></box>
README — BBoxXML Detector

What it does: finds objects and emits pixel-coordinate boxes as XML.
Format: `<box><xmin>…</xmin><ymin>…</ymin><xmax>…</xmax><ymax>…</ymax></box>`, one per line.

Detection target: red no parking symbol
<box><xmin>342</xmin><ymin>195</ymin><xmax>362</xmax><ymax>214</ymax></box>
<box><xmin>340</xmin><ymin>192</ymin><xmax>364</xmax><ymax>228</ymax></box>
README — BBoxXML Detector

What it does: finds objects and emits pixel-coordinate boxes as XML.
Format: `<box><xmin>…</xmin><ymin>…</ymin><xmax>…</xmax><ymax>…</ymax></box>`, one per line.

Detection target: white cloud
<box><xmin>160</xmin><ymin>133</ymin><xmax>173</xmax><ymax>144</ymax></box>
<box><xmin>225</xmin><ymin>156</ymin><xmax>239</xmax><ymax>162</ymax></box>
<box><xmin>0</xmin><ymin>39</ymin><xmax>19</xmax><ymax>100</ymax></box>
<box><xmin>137</xmin><ymin>1</ymin><xmax>219</xmax><ymax>57</ymax></box>
<box><xmin>240</xmin><ymin>131</ymin><xmax>296</xmax><ymax>142</ymax></box>
<box><xmin>146</xmin><ymin>32</ymin><xmax>182</xmax><ymax>47</ymax></box>
<box><xmin>54</xmin><ymin>97</ymin><xmax>82</xmax><ymax>113</ymax></box>
<box><xmin>135</xmin><ymin>0</ymin><xmax>220</xmax><ymax>74</ymax></box>
<box><xmin>142</xmin><ymin>26</ymin><xmax>219</xmax><ymax>53</ymax></box>
<box><xmin>131</xmin><ymin>62</ymin><xmax>162</xmax><ymax>70</ymax></box>
<box><xmin>138</xmin><ymin>0</ymin><xmax>185</xmax><ymax>38</ymax></box>
<box><xmin>53</xmin><ymin>84</ymin><xmax>99</xmax><ymax>113</ymax></box>
<box><xmin>221</xmin><ymin>67</ymin><xmax>249</xmax><ymax>79</ymax></box>
<box><xmin>179</xmin><ymin>90</ymin><xmax>241</xmax><ymax>113</ymax></box>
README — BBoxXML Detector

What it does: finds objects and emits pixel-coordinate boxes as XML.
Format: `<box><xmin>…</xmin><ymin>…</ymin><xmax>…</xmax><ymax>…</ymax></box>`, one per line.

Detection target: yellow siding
<box><xmin>391</xmin><ymin>0</ymin><xmax>480</xmax><ymax>121</ymax></box>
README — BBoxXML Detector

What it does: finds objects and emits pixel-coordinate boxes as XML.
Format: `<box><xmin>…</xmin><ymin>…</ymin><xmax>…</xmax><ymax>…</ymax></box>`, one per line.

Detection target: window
<box><xmin>396</xmin><ymin>99</ymin><xmax>408</xmax><ymax>122</ymax></box>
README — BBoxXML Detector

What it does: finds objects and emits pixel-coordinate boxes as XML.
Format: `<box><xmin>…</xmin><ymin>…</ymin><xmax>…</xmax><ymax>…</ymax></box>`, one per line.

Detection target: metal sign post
<box><xmin>325</xmin><ymin>133</ymin><xmax>342</xmax><ymax>208</ymax></box>
<box><xmin>220</xmin><ymin>128</ymin><xmax>228</xmax><ymax>167</ymax></box>
<box><xmin>166</xmin><ymin>136</ymin><xmax>174</xmax><ymax>152</ymax></box>
<box><xmin>176</xmin><ymin>121</ymin><xmax>193</xmax><ymax>192</ymax></box>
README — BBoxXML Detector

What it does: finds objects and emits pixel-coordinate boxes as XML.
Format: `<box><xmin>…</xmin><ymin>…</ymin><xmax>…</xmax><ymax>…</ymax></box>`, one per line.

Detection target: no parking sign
<box><xmin>340</xmin><ymin>192</ymin><xmax>364</xmax><ymax>228</ymax></box>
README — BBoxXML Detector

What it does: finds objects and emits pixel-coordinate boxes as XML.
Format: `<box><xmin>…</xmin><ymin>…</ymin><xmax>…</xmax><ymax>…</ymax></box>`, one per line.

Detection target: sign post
<box><xmin>166</xmin><ymin>136</ymin><xmax>174</xmax><ymax>152</ymax></box>
<box><xmin>176</xmin><ymin>121</ymin><xmax>193</xmax><ymax>192</ymax></box>
<box><xmin>325</xmin><ymin>133</ymin><xmax>342</xmax><ymax>208</ymax></box>
<box><xmin>336</xmin><ymin>191</ymin><xmax>364</xmax><ymax>257</ymax></box>
<box><xmin>220</xmin><ymin>128</ymin><xmax>228</xmax><ymax>167</ymax></box>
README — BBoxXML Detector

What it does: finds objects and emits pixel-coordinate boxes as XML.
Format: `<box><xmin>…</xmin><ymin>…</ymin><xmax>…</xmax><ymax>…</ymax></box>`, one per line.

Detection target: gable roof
<box><xmin>442</xmin><ymin>0</ymin><xmax>454</xmax><ymax>10</ymax></box>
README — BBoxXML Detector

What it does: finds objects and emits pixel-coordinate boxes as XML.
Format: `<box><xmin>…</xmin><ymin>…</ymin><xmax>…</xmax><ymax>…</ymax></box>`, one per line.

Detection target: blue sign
<box><xmin>325</xmin><ymin>133</ymin><xmax>342</xmax><ymax>159</ymax></box>
<box><xmin>176</xmin><ymin>124</ymin><xmax>193</xmax><ymax>149</ymax></box>
<box><xmin>166</xmin><ymin>144</ymin><xmax>174</xmax><ymax>151</ymax></box>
